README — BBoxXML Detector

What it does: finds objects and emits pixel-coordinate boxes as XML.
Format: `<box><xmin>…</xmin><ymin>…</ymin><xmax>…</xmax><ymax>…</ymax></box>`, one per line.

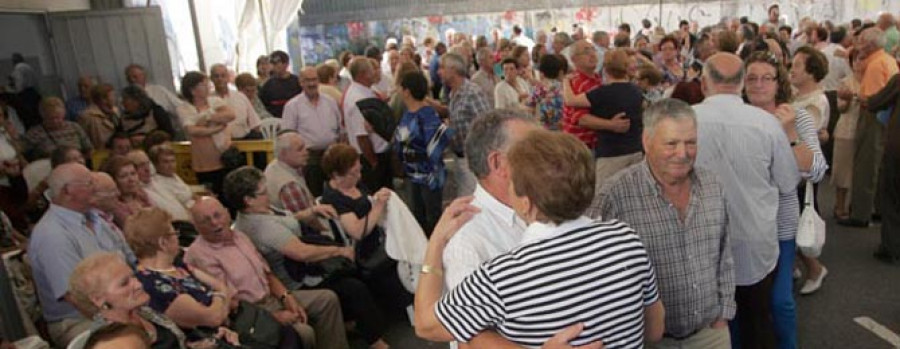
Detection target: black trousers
<box><xmin>733</xmin><ymin>269</ymin><xmax>777</xmax><ymax>349</ymax></box>
<box><xmin>879</xmin><ymin>152</ymin><xmax>900</xmax><ymax>257</ymax></box>
<box><xmin>195</xmin><ymin>168</ymin><xmax>229</xmax><ymax>197</ymax></box>
<box><xmin>410</xmin><ymin>182</ymin><xmax>443</xmax><ymax>237</ymax></box>
<box><xmin>317</xmin><ymin>277</ymin><xmax>387</xmax><ymax>344</ymax></box>
<box><xmin>304</xmin><ymin>149</ymin><xmax>327</xmax><ymax>198</ymax></box>
<box><xmin>361</xmin><ymin>152</ymin><xmax>392</xmax><ymax>191</ymax></box>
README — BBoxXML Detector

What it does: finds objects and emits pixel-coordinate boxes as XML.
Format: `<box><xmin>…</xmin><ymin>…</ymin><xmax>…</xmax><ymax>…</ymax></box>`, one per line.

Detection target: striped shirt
<box><xmin>775</xmin><ymin>107</ymin><xmax>829</xmax><ymax>241</ymax></box>
<box><xmin>693</xmin><ymin>94</ymin><xmax>800</xmax><ymax>286</ymax></box>
<box><xmin>436</xmin><ymin>217</ymin><xmax>659</xmax><ymax>348</ymax></box>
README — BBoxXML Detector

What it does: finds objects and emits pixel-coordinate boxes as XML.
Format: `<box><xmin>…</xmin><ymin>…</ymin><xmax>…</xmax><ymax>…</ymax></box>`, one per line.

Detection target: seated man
<box><xmin>265</xmin><ymin>131</ymin><xmax>337</xmax><ymax>233</ymax></box>
<box><xmin>27</xmin><ymin>163</ymin><xmax>135</xmax><ymax>347</ymax></box>
<box><xmin>184</xmin><ymin>196</ymin><xmax>349</xmax><ymax>349</ymax></box>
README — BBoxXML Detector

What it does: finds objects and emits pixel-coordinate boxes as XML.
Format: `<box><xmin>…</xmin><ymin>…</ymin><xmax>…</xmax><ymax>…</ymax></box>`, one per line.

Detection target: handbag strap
<box><xmin>803</xmin><ymin>180</ymin><xmax>815</xmax><ymax>207</ymax></box>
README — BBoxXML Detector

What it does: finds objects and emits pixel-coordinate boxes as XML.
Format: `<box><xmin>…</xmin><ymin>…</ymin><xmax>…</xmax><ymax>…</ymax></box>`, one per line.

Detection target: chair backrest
<box><xmin>259</xmin><ymin>118</ymin><xmax>282</xmax><ymax>139</ymax></box>
<box><xmin>22</xmin><ymin>159</ymin><xmax>51</xmax><ymax>192</ymax></box>
<box><xmin>66</xmin><ymin>328</ymin><xmax>92</xmax><ymax>349</ymax></box>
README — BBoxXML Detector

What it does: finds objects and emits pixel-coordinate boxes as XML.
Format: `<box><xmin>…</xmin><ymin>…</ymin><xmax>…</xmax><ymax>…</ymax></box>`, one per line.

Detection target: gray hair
<box><xmin>47</xmin><ymin>163</ymin><xmax>85</xmax><ymax>199</ymax></box>
<box><xmin>592</xmin><ymin>31</ymin><xmax>609</xmax><ymax>42</ymax></box>
<box><xmin>222</xmin><ymin>166</ymin><xmax>264</xmax><ymax>211</ymax></box>
<box><xmin>554</xmin><ymin>32</ymin><xmax>573</xmax><ymax>46</ymax></box>
<box><xmin>440</xmin><ymin>52</ymin><xmax>468</xmax><ymax>77</ymax></box>
<box><xmin>465</xmin><ymin>109</ymin><xmax>534</xmax><ymax>179</ymax></box>
<box><xmin>704</xmin><ymin>58</ymin><xmax>745</xmax><ymax>87</ymax></box>
<box><xmin>275</xmin><ymin>131</ymin><xmax>300</xmax><ymax>159</ymax></box>
<box><xmin>475</xmin><ymin>47</ymin><xmax>493</xmax><ymax>63</ymax></box>
<box><xmin>643</xmin><ymin>98</ymin><xmax>697</xmax><ymax>138</ymax></box>
<box><xmin>860</xmin><ymin>28</ymin><xmax>887</xmax><ymax>51</ymax></box>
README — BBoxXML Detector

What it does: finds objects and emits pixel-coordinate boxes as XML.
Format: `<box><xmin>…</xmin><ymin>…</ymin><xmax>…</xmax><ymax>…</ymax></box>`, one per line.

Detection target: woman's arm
<box><xmin>164</xmin><ymin>292</ymin><xmax>230</xmax><ymax>329</ymax></box>
<box><xmin>208</xmin><ymin>105</ymin><xmax>236</xmax><ymax>124</ymax></box>
<box><xmin>185</xmin><ymin>124</ymin><xmax>226</xmax><ymax>137</ymax></box>
<box><xmin>337</xmin><ymin>188</ymin><xmax>391</xmax><ymax>240</ymax></box>
<box><xmin>280</xmin><ymin>238</ymin><xmax>355</xmax><ymax>263</ymax></box>
<box><xmin>561</xmin><ymin>78</ymin><xmax>590</xmax><ymax>107</ymax></box>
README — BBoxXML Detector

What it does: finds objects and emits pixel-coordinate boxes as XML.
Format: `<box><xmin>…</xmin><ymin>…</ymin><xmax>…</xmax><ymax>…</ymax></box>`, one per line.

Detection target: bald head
<box><xmin>299</xmin><ymin>66</ymin><xmax>320</xmax><ymax>98</ymax></box>
<box><xmin>877</xmin><ymin>13</ymin><xmax>896</xmax><ymax>29</ymax></box>
<box><xmin>702</xmin><ymin>53</ymin><xmax>745</xmax><ymax>95</ymax></box>
<box><xmin>190</xmin><ymin>196</ymin><xmax>234</xmax><ymax>243</ymax></box>
<box><xmin>48</xmin><ymin>163</ymin><xmax>94</xmax><ymax>211</ymax></box>
<box><xmin>348</xmin><ymin>57</ymin><xmax>374</xmax><ymax>86</ymax></box>
<box><xmin>77</xmin><ymin>76</ymin><xmax>95</xmax><ymax>98</ymax></box>
<box><xmin>190</xmin><ymin>196</ymin><xmax>226</xmax><ymax>218</ymax></box>
<box><xmin>91</xmin><ymin>172</ymin><xmax>119</xmax><ymax>211</ymax></box>
<box><xmin>209</xmin><ymin>63</ymin><xmax>229</xmax><ymax>91</ymax></box>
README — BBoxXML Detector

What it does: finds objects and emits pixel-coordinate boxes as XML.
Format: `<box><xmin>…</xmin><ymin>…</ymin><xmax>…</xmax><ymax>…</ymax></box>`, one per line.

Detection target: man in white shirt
<box><xmin>125</xmin><ymin>63</ymin><xmax>186</xmax><ymax>140</ymax></box>
<box><xmin>343</xmin><ymin>57</ymin><xmax>392</xmax><ymax>191</ymax></box>
<box><xmin>147</xmin><ymin>145</ymin><xmax>195</xmax><ymax>221</ymax></box>
<box><xmin>282</xmin><ymin>67</ymin><xmax>342</xmax><ymax>197</ymax></box>
<box><xmin>509</xmin><ymin>25</ymin><xmax>535</xmax><ymax>51</ymax></box>
<box><xmin>210</xmin><ymin>64</ymin><xmax>262</xmax><ymax>140</ymax></box>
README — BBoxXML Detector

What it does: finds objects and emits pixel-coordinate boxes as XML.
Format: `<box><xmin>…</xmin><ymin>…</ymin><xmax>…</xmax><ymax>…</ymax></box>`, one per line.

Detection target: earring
<box><xmin>101</xmin><ymin>302</ymin><xmax>112</xmax><ymax>311</ymax></box>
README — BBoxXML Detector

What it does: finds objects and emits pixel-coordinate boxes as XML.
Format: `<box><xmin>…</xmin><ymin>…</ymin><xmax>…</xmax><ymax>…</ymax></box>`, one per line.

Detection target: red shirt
<box><xmin>562</xmin><ymin>70</ymin><xmax>602</xmax><ymax>149</ymax></box>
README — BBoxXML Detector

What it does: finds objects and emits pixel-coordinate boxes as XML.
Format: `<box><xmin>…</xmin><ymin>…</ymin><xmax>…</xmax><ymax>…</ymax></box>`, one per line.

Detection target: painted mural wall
<box><xmin>290</xmin><ymin>0</ymin><xmax>898</xmax><ymax>65</ymax></box>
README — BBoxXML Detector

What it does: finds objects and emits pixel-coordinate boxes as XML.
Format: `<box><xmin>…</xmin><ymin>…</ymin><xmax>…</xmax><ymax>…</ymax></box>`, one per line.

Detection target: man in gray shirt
<box><xmin>592</xmin><ymin>99</ymin><xmax>735</xmax><ymax>348</ymax></box>
<box><xmin>27</xmin><ymin>164</ymin><xmax>136</xmax><ymax>347</ymax></box>
<box><xmin>691</xmin><ymin>53</ymin><xmax>800</xmax><ymax>349</ymax></box>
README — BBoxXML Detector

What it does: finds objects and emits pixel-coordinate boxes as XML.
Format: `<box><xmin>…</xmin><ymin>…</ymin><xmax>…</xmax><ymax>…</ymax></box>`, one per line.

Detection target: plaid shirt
<box><xmin>589</xmin><ymin>161</ymin><xmax>736</xmax><ymax>337</ymax></box>
<box><xmin>562</xmin><ymin>70</ymin><xmax>602</xmax><ymax>149</ymax></box>
<box><xmin>448</xmin><ymin>79</ymin><xmax>491</xmax><ymax>154</ymax></box>
<box><xmin>279</xmin><ymin>180</ymin><xmax>314</xmax><ymax>213</ymax></box>
<box><xmin>22</xmin><ymin>121</ymin><xmax>93</xmax><ymax>160</ymax></box>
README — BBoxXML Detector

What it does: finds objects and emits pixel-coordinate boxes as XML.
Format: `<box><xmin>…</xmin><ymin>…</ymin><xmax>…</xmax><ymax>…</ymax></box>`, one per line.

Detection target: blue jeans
<box><xmin>771</xmin><ymin>239</ymin><xmax>797</xmax><ymax>349</ymax></box>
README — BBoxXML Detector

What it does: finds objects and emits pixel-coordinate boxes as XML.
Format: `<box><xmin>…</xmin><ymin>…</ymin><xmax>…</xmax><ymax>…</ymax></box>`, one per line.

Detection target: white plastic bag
<box><xmin>796</xmin><ymin>181</ymin><xmax>826</xmax><ymax>257</ymax></box>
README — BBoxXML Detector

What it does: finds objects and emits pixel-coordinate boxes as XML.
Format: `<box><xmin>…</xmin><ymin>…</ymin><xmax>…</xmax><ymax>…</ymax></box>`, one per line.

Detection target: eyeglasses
<box><xmin>746</xmin><ymin>74</ymin><xmax>777</xmax><ymax>84</ymax></box>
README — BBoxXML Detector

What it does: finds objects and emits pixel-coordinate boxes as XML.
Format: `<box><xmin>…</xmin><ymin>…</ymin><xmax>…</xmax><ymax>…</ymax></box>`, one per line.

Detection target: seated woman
<box><xmin>414</xmin><ymin>130</ymin><xmax>664</xmax><ymax>347</ymax></box>
<box><xmin>124</xmin><ymin>207</ymin><xmax>297</xmax><ymax>349</ymax></box>
<box><xmin>67</xmin><ymin>252</ymin><xmax>220</xmax><ymax>349</ymax></box>
<box><xmin>78</xmin><ymin>83</ymin><xmax>121</xmax><ymax>150</ymax></box>
<box><xmin>102</xmin><ymin>155</ymin><xmax>152</xmax><ymax>227</ymax></box>
<box><xmin>120</xmin><ymin>85</ymin><xmax>176</xmax><ymax>142</ymax></box>
<box><xmin>84</xmin><ymin>323</ymin><xmax>151</xmax><ymax>349</ymax></box>
<box><xmin>319</xmin><ymin>144</ymin><xmax>413</xmax><ymax>316</ymax></box>
<box><xmin>224</xmin><ymin>166</ymin><xmax>390</xmax><ymax>349</ymax></box>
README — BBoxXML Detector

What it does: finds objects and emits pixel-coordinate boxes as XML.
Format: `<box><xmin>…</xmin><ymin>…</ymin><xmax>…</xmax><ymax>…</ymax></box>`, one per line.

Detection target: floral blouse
<box><xmin>527</xmin><ymin>80</ymin><xmax>564</xmax><ymax>130</ymax></box>
<box><xmin>136</xmin><ymin>260</ymin><xmax>214</xmax><ymax>315</ymax></box>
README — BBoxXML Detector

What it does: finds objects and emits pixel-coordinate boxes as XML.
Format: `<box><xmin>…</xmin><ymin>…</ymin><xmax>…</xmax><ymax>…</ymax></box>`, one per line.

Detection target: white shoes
<box><xmin>800</xmin><ymin>266</ymin><xmax>828</xmax><ymax>295</ymax></box>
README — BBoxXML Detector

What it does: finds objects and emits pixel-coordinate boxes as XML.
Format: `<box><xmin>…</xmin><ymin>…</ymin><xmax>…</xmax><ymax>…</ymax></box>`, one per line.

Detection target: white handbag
<box><xmin>796</xmin><ymin>181</ymin><xmax>826</xmax><ymax>257</ymax></box>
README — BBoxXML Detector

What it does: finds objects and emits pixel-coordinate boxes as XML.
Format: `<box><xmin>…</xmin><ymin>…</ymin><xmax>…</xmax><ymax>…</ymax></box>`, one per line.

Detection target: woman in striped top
<box><xmin>744</xmin><ymin>51</ymin><xmax>828</xmax><ymax>349</ymax></box>
<box><xmin>414</xmin><ymin>130</ymin><xmax>664</xmax><ymax>348</ymax></box>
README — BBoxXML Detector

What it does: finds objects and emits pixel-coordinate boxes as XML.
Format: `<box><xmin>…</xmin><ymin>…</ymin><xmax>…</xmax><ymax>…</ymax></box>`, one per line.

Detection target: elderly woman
<box><xmin>102</xmin><ymin>155</ymin><xmax>153</xmax><ymax>227</ymax></box>
<box><xmin>146</xmin><ymin>145</ymin><xmax>194</xmax><ymax>221</ymax></box>
<box><xmin>176</xmin><ymin>71</ymin><xmax>235</xmax><ymax>195</ymax></box>
<box><xmin>68</xmin><ymin>252</ymin><xmax>190</xmax><ymax>349</ymax></box>
<box><xmin>224</xmin><ymin>166</ymin><xmax>390</xmax><ymax>349</ymax></box>
<box><xmin>22</xmin><ymin>97</ymin><xmax>93</xmax><ymax>161</ymax></box>
<box><xmin>234</xmin><ymin>73</ymin><xmax>275</xmax><ymax>120</ymax></box>
<box><xmin>832</xmin><ymin>52</ymin><xmax>864</xmax><ymax>221</ymax></box>
<box><xmin>414</xmin><ymin>130</ymin><xmax>664</xmax><ymax>347</ymax></box>
<box><xmin>78</xmin><ymin>83</ymin><xmax>121</xmax><ymax>149</ymax></box>
<box><xmin>320</xmin><ymin>144</ymin><xmax>413</xmax><ymax>314</ymax></box>
<box><xmin>656</xmin><ymin>35</ymin><xmax>686</xmax><ymax>89</ymax></box>
<box><xmin>743</xmin><ymin>50</ymin><xmax>828</xmax><ymax>348</ymax></box>
<box><xmin>125</xmin><ymin>207</ymin><xmax>297</xmax><ymax>348</ymax></box>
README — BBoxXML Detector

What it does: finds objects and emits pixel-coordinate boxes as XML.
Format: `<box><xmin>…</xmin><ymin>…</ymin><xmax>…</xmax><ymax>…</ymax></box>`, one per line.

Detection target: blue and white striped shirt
<box><xmin>436</xmin><ymin>217</ymin><xmax>659</xmax><ymax>348</ymax></box>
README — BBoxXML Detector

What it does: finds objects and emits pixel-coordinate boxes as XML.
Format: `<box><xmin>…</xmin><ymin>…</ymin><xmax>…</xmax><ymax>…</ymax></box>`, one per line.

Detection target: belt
<box><xmin>663</xmin><ymin>328</ymin><xmax>700</xmax><ymax>341</ymax></box>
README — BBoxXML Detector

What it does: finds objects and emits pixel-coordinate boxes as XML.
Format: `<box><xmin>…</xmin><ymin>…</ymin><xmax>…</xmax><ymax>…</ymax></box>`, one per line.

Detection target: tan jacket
<box><xmin>78</xmin><ymin>105</ymin><xmax>119</xmax><ymax>149</ymax></box>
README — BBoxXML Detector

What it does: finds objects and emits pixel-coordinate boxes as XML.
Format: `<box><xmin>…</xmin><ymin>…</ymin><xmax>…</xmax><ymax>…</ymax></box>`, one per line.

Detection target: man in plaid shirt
<box><xmin>434</xmin><ymin>52</ymin><xmax>491</xmax><ymax>197</ymax></box>
<box><xmin>590</xmin><ymin>100</ymin><xmax>735</xmax><ymax>347</ymax></box>
<box><xmin>562</xmin><ymin>40</ymin><xmax>603</xmax><ymax>149</ymax></box>
<box><xmin>264</xmin><ymin>131</ymin><xmax>337</xmax><ymax>233</ymax></box>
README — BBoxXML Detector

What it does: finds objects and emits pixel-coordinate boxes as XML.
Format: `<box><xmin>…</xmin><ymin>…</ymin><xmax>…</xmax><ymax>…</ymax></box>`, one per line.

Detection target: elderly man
<box><xmin>838</xmin><ymin>27</ymin><xmax>900</xmax><ymax>228</ymax></box>
<box><xmin>185</xmin><ymin>197</ymin><xmax>348</xmax><ymax>349</ymax></box>
<box><xmin>692</xmin><ymin>53</ymin><xmax>800</xmax><ymax>349</ymax></box>
<box><xmin>27</xmin><ymin>163</ymin><xmax>136</xmax><ymax>347</ymax></box>
<box><xmin>125</xmin><ymin>63</ymin><xmax>184</xmax><ymax>139</ymax></box>
<box><xmin>281</xmin><ymin>66</ymin><xmax>342</xmax><ymax>197</ymax></box>
<box><xmin>260</xmin><ymin>51</ymin><xmax>303</xmax><ymax>118</ymax></box>
<box><xmin>876</xmin><ymin>13</ymin><xmax>899</xmax><ymax>53</ymax></box>
<box><xmin>265</xmin><ymin>131</ymin><xmax>338</xmax><ymax>232</ymax></box>
<box><xmin>562</xmin><ymin>40</ymin><xmax>602</xmax><ymax>150</ymax></box>
<box><xmin>343</xmin><ymin>57</ymin><xmax>392</xmax><ymax>191</ymax></box>
<box><xmin>552</xmin><ymin>32</ymin><xmax>575</xmax><ymax>67</ymax></box>
<box><xmin>209</xmin><ymin>64</ymin><xmax>261</xmax><ymax>140</ymax></box>
<box><xmin>65</xmin><ymin>76</ymin><xmax>94</xmax><ymax>121</ymax></box>
<box><xmin>592</xmin><ymin>99</ymin><xmax>735</xmax><ymax>348</ymax></box>
<box><xmin>435</xmin><ymin>52</ymin><xmax>492</xmax><ymax>197</ymax></box>
<box><xmin>470</xmin><ymin>48</ymin><xmax>499</xmax><ymax>106</ymax></box>
<box><xmin>22</xmin><ymin>97</ymin><xmax>93</xmax><ymax>161</ymax></box>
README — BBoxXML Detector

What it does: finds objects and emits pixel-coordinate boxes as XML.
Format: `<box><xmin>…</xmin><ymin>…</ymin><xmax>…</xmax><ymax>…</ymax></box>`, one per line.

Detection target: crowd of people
<box><xmin>1</xmin><ymin>3</ymin><xmax>899</xmax><ymax>349</ymax></box>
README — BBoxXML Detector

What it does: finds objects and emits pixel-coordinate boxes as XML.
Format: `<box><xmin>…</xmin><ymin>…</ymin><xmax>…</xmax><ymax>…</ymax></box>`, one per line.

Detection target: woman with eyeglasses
<box><xmin>743</xmin><ymin>51</ymin><xmax>828</xmax><ymax>349</ymax></box>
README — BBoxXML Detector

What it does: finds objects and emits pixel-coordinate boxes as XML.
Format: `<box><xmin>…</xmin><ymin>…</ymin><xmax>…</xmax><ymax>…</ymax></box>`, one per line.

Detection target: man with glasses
<box><xmin>562</xmin><ymin>40</ymin><xmax>603</xmax><ymax>150</ymax></box>
<box><xmin>210</xmin><ymin>64</ymin><xmax>262</xmax><ymax>140</ymax></box>
<box><xmin>27</xmin><ymin>163</ymin><xmax>136</xmax><ymax>348</ymax></box>
<box><xmin>260</xmin><ymin>51</ymin><xmax>303</xmax><ymax>118</ymax></box>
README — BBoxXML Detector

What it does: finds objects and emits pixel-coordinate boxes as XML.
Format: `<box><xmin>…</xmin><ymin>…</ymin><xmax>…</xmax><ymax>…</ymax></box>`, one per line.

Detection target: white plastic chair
<box><xmin>22</xmin><ymin>159</ymin><xmax>51</xmax><ymax>192</ymax></box>
<box><xmin>66</xmin><ymin>329</ymin><xmax>91</xmax><ymax>349</ymax></box>
<box><xmin>259</xmin><ymin>118</ymin><xmax>282</xmax><ymax>139</ymax></box>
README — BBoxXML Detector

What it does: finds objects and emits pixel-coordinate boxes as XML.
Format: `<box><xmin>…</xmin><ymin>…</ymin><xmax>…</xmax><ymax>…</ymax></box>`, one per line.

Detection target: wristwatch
<box><xmin>421</xmin><ymin>264</ymin><xmax>443</xmax><ymax>277</ymax></box>
<box><xmin>789</xmin><ymin>139</ymin><xmax>801</xmax><ymax>147</ymax></box>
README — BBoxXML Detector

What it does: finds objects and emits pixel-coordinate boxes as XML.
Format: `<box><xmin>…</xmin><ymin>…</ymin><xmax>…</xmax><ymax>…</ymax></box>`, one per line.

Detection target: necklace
<box><xmin>142</xmin><ymin>265</ymin><xmax>177</xmax><ymax>273</ymax></box>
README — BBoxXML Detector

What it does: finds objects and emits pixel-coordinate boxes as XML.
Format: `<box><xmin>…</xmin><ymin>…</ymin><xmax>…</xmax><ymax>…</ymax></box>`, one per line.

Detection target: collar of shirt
<box><xmin>48</xmin><ymin>203</ymin><xmax>91</xmax><ymax>226</ymax></box>
<box><xmin>274</xmin><ymin>159</ymin><xmax>304</xmax><ymax>179</ymax></box>
<box><xmin>520</xmin><ymin>216</ymin><xmax>594</xmax><ymax>245</ymax></box>
<box><xmin>449</xmin><ymin>79</ymin><xmax>474</xmax><ymax>101</ymax></box>
<box><xmin>348</xmin><ymin>81</ymin><xmax>375</xmax><ymax>98</ymax></box>
<box><xmin>472</xmin><ymin>184</ymin><xmax>523</xmax><ymax>231</ymax></box>
<box><xmin>637</xmin><ymin>160</ymin><xmax>700</xmax><ymax>198</ymax></box>
<box><xmin>701</xmin><ymin>93</ymin><xmax>744</xmax><ymax>107</ymax></box>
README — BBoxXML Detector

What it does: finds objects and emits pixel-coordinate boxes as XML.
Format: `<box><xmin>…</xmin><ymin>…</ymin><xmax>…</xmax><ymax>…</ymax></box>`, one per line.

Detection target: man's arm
<box><xmin>716</xmin><ymin>200</ymin><xmax>737</xmax><ymax>323</ymax></box>
<box><xmin>358</xmin><ymin>135</ymin><xmax>379</xmax><ymax>167</ymax></box>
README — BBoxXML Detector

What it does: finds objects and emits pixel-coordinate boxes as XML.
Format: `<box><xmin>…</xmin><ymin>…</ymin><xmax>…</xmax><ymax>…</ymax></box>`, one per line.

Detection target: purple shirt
<box><xmin>185</xmin><ymin>230</ymin><xmax>271</xmax><ymax>303</ymax></box>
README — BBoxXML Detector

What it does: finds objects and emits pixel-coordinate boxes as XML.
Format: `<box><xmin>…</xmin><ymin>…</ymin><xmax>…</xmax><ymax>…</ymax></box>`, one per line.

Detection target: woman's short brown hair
<box><xmin>234</xmin><ymin>73</ymin><xmax>258</xmax><ymax>89</ymax></box>
<box><xmin>603</xmin><ymin>49</ymin><xmax>631</xmax><ymax>79</ymax></box>
<box><xmin>90</xmin><ymin>83</ymin><xmax>115</xmax><ymax>105</ymax></box>
<box><xmin>125</xmin><ymin>207</ymin><xmax>174</xmax><ymax>259</ymax></box>
<box><xmin>507</xmin><ymin>130</ymin><xmax>595</xmax><ymax>224</ymax></box>
<box><xmin>322</xmin><ymin>143</ymin><xmax>359</xmax><ymax>178</ymax></box>
<box><xmin>102</xmin><ymin>155</ymin><xmax>135</xmax><ymax>180</ymax></box>
<box><xmin>316</xmin><ymin>63</ymin><xmax>337</xmax><ymax>84</ymax></box>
